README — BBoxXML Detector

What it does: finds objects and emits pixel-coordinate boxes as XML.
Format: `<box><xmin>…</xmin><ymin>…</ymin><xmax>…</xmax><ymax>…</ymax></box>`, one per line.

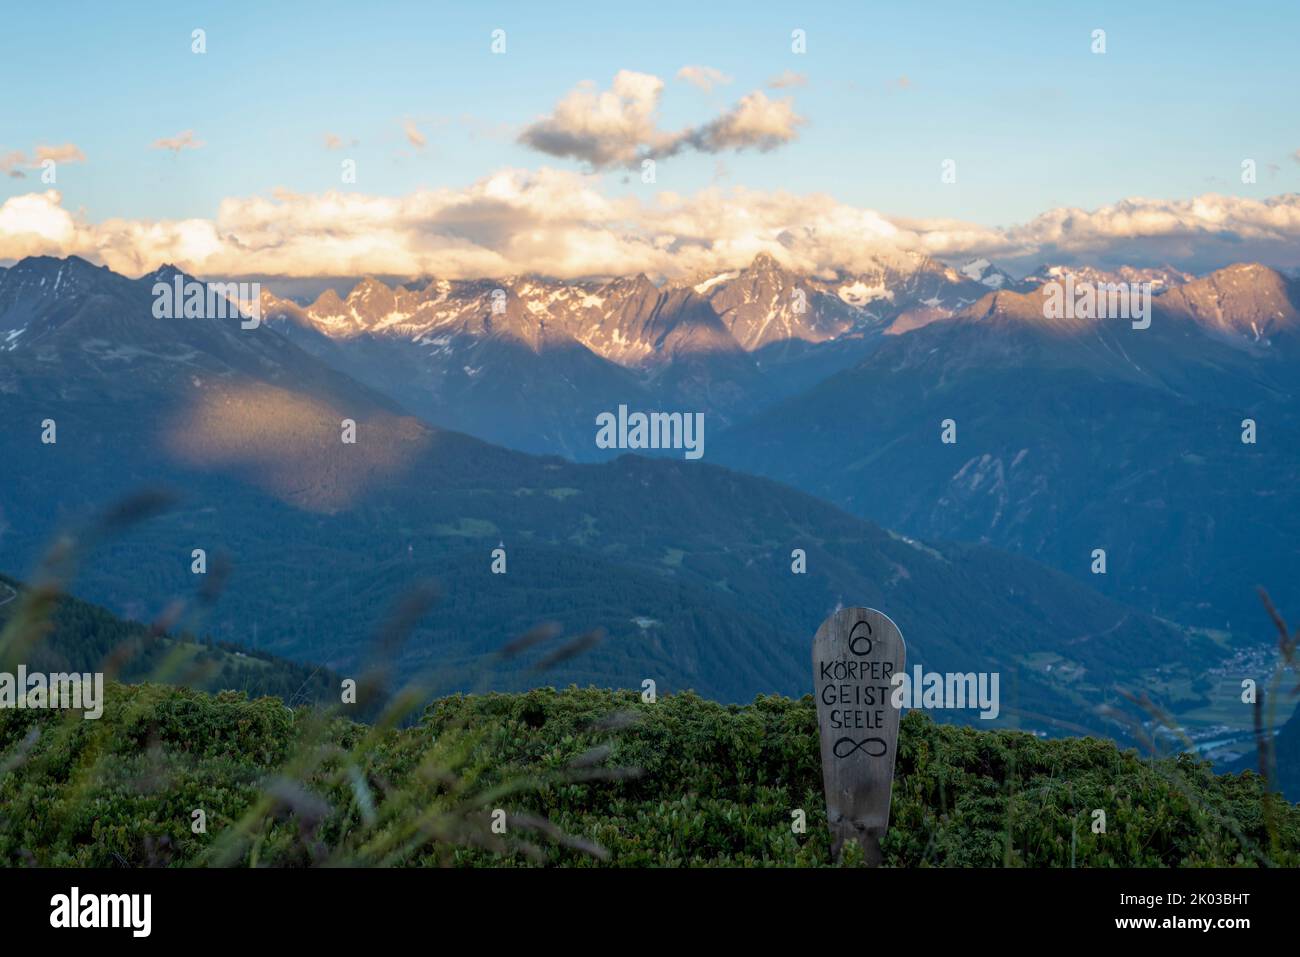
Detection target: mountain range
<box><xmin>257</xmin><ymin>249</ymin><xmax>995</xmax><ymax>457</ymax></box>
<box><xmin>248</xmin><ymin>250</ymin><xmax>1300</xmax><ymax>634</ymax></box>
<box><xmin>0</xmin><ymin>253</ymin><xmax>1242</xmax><ymax>742</ymax></box>
<box><xmin>254</xmin><ymin>251</ymin><xmax>1218</xmax><ymax>459</ymax></box>
<box><xmin>715</xmin><ymin>263</ymin><xmax>1300</xmax><ymax>632</ymax></box>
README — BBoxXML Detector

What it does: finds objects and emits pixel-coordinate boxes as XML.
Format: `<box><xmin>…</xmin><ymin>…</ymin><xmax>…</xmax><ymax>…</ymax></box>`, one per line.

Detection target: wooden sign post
<box><xmin>812</xmin><ymin>606</ymin><xmax>906</xmax><ymax>865</ymax></box>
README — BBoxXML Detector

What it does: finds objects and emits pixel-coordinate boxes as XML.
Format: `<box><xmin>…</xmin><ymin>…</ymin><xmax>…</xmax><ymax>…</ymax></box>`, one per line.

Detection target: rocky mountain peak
<box><xmin>1158</xmin><ymin>262</ymin><xmax>1298</xmax><ymax>342</ymax></box>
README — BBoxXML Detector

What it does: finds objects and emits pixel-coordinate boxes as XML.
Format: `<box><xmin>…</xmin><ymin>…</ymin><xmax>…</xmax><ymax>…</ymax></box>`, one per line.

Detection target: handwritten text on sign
<box><xmin>812</xmin><ymin>607</ymin><xmax>906</xmax><ymax>864</ymax></box>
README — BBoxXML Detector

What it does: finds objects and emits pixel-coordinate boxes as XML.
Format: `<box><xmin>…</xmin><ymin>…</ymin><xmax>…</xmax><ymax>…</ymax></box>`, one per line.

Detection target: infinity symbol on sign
<box><xmin>833</xmin><ymin>736</ymin><xmax>887</xmax><ymax>759</ymax></box>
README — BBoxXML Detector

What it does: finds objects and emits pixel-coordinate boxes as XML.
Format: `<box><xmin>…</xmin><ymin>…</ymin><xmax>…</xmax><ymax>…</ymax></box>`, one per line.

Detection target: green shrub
<box><xmin>1</xmin><ymin>683</ymin><xmax>1295</xmax><ymax>867</ymax></box>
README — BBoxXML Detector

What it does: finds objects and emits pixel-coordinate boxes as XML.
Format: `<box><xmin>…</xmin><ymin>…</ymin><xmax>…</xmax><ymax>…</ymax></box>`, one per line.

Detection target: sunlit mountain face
<box><xmin>251</xmin><ymin>250</ymin><xmax>997</xmax><ymax>458</ymax></box>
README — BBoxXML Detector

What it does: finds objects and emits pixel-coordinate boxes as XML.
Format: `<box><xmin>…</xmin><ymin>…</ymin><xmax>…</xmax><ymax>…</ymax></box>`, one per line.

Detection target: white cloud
<box><xmin>0</xmin><ymin>151</ymin><xmax>28</xmax><ymax>178</ymax></box>
<box><xmin>33</xmin><ymin>143</ymin><xmax>87</xmax><ymax>164</ymax></box>
<box><xmin>3</xmin><ymin>181</ymin><xmax>1300</xmax><ymax>279</ymax></box>
<box><xmin>675</xmin><ymin>91</ymin><xmax>804</xmax><ymax>154</ymax></box>
<box><xmin>0</xmin><ymin>190</ymin><xmax>82</xmax><ymax>256</ymax></box>
<box><xmin>676</xmin><ymin>65</ymin><xmax>733</xmax><ymax>92</ymax></box>
<box><xmin>519</xmin><ymin>71</ymin><xmax>669</xmax><ymax>169</ymax></box>
<box><xmin>519</xmin><ymin>71</ymin><xmax>805</xmax><ymax>169</ymax></box>
<box><xmin>988</xmin><ymin>193</ymin><xmax>1300</xmax><ymax>270</ymax></box>
<box><xmin>766</xmin><ymin>70</ymin><xmax>807</xmax><ymax>89</ymax></box>
<box><xmin>403</xmin><ymin>120</ymin><xmax>427</xmax><ymax>149</ymax></box>
<box><xmin>151</xmin><ymin>130</ymin><xmax>204</xmax><ymax>154</ymax></box>
<box><xmin>0</xmin><ymin>143</ymin><xmax>86</xmax><ymax>177</ymax></box>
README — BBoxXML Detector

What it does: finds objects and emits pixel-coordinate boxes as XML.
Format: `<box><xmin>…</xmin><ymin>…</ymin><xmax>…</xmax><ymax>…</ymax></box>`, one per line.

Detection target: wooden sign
<box><xmin>812</xmin><ymin>606</ymin><xmax>906</xmax><ymax>865</ymax></box>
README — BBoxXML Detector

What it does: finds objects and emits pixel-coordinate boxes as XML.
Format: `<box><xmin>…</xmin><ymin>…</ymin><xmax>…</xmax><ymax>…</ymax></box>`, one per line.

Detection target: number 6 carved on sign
<box><xmin>848</xmin><ymin>619</ymin><xmax>873</xmax><ymax>657</ymax></box>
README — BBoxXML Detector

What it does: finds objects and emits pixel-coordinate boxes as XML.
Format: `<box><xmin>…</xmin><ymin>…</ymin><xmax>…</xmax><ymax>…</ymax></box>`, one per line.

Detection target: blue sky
<box><xmin>1</xmin><ymin>1</ymin><xmax>1298</xmax><ymax>277</ymax></box>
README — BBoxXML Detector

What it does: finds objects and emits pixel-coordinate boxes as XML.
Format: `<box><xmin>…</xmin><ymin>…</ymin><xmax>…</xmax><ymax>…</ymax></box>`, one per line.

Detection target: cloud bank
<box><xmin>3</xmin><ymin>180</ymin><xmax>1300</xmax><ymax>280</ymax></box>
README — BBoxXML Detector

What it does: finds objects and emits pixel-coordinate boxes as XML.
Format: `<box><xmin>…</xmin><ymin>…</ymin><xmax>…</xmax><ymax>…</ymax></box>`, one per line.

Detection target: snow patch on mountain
<box><xmin>837</xmin><ymin>281</ymin><xmax>891</xmax><ymax>305</ymax></box>
<box><xmin>693</xmin><ymin>271</ymin><xmax>739</xmax><ymax>295</ymax></box>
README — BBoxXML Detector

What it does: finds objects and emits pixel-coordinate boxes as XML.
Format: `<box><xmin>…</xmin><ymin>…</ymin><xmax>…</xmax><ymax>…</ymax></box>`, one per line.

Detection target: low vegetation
<box><xmin>1</xmin><ymin>683</ymin><xmax>1294</xmax><ymax>867</ymax></box>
